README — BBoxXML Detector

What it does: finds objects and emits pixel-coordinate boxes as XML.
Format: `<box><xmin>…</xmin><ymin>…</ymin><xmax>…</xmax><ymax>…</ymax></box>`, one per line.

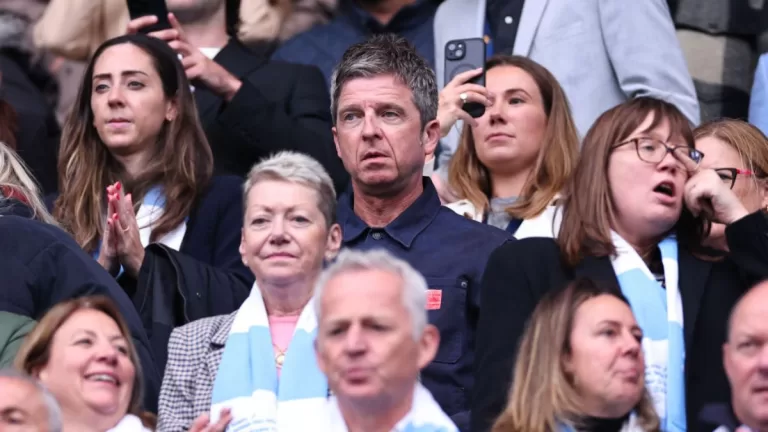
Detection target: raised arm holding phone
<box><xmin>122</xmin><ymin>0</ymin><xmax>348</xmax><ymax>193</ymax></box>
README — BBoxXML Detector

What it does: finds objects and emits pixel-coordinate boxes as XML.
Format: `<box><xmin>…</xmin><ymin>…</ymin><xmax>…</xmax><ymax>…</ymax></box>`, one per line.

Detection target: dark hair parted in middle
<box><xmin>556</xmin><ymin>97</ymin><xmax>707</xmax><ymax>266</ymax></box>
<box><xmin>53</xmin><ymin>33</ymin><xmax>213</xmax><ymax>254</ymax></box>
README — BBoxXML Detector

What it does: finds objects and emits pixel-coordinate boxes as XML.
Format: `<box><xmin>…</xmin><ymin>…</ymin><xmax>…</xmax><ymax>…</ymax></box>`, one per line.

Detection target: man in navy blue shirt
<box><xmin>330</xmin><ymin>34</ymin><xmax>511</xmax><ymax>431</ymax></box>
<box><xmin>272</xmin><ymin>0</ymin><xmax>439</xmax><ymax>86</ymax></box>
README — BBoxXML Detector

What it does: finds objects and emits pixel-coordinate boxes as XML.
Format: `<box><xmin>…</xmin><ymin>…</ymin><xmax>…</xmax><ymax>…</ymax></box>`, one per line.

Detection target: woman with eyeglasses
<box><xmin>471</xmin><ymin>98</ymin><xmax>768</xmax><ymax>432</ymax></box>
<box><xmin>693</xmin><ymin>119</ymin><xmax>768</xmax><ymax>252</ymax></box>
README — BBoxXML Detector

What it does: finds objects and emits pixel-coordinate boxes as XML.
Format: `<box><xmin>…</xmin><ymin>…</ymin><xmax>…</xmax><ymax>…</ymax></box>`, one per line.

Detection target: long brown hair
<box><xmin>694</xmin><ymin>119</ymin><xmax>768</xmax><ymax>180</ymax></box>
<box><xmin>53</xmin><ymin>34</ymin><xmax>213</xmax><ymax>253</ymax></box>
<box><xmin>14</xmin><ymin>296</ymin><xmax>145</xmax><ymax>419</ymax></box>
<box><xmin>557</xmin><ymin>97</ymin><xmax>706</xmax><ymax>266</ymax></box>
<box><xmin>492</xmin><ymin>278</ymin><xmax>659</xmax><ymax>432</ymax></box>
<box><xmin>448</xmin><ymin>55</ymin><xmax>579</xmax><ymax>219</ymax></box>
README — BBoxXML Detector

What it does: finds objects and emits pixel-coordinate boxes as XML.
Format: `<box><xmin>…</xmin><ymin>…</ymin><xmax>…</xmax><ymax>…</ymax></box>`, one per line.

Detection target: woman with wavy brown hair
<box><xmin>15</xmin><ymin>296</ymin><xmax>152</xmax><ymax>431</ymax></box>
<box><xmin>472</xmin><ymin>97</ymin><xmax>768</xmax><ymax>432</ymax></box>
<box><xmin>440</xmin><ymin>55</ymin><xmax>578</xmax><ymax>238</ymax></box>
<box><xmin>52</xmin><ymin>34</ymin><xmax>250</xmax><ymax>285</ymax></box>
<box><xmin>493</xmin><ymin>278</ymin><xmax>659</xmax><ymax>432</ymax></box>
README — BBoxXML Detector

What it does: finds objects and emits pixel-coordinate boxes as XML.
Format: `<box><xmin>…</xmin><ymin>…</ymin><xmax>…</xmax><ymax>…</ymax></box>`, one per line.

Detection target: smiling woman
<box><xmin>14</xmin><ymin>296</ymin><xmax>151</xmax><ymax>432</ymax></box>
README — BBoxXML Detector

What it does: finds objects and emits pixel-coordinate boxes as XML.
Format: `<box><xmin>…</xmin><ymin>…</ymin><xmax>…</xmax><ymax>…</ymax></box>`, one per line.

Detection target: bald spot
<box><xmin>728</xmin><ymin>281</ymin><xmax>768</xmax><ymax>341</ymax></box>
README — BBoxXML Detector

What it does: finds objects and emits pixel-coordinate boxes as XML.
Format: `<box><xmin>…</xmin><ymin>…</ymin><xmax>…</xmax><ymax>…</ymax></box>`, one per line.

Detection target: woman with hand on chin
<box><xmin>439</xmin><ymin>56</ymin><xmax>578</xmax><ymax>238</ymax></box>
<box><xmin>693</xmin><ymin>119</ymin><xmax>768</xmax><ymax>252</ymax></box>
<box><xmin>472</xmin><ymin>97</ymin><xmax>768</xmax><ymax>432</ymax></box>
<box><xmin>158</xmin><ymin>152</ymin><xmax>342</xmax><ymax>432</ymax></box>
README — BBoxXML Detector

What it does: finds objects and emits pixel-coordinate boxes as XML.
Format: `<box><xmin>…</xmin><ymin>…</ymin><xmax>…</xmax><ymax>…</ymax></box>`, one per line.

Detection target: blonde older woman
<box><xmin>158</xmin><ymin>151</ymin><xmax>342</xmax><ymax>432</ymax></box>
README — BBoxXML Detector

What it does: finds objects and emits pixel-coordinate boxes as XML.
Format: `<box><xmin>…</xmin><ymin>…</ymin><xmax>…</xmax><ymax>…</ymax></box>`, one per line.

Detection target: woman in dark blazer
<box><xmin>471</xmin><ymin>98</ymin><xmax>768</xmax><ymax>432</ymax></box>
<box><xmin>51</xmin><ymin>33</ymin><xmax>251</xmax><ymax>288</ymax></box>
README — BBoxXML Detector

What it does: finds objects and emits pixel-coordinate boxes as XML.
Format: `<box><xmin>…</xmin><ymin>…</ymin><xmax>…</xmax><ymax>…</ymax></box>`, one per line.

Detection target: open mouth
<box><xmin>653</xmin><ymin>181</ymin><xmax>675</xmax><ymax>197</ymax></box>
<box><xmin>85</xmin><ymin>373</ymin><xmax>120</xmax><ymax>386</ymax></box>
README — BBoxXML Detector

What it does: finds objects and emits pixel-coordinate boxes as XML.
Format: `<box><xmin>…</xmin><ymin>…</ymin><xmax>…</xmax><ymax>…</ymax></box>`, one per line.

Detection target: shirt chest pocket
<box><xmin>424</xmin><ymin>276</ymin><xmax>469</xmax><ymax>364</ymax></box>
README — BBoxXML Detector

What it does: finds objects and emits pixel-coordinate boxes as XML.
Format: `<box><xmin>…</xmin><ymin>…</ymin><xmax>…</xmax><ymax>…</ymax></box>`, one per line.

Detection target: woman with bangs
<box><xmin>472</xmin><ymin>97</ymin><xmax>768</xmax><ymax>432</ymax></box>
<box><xmin>438</xmin><ymin>55</ymin><xmax>578</xmax><ymax>237</ymax></box>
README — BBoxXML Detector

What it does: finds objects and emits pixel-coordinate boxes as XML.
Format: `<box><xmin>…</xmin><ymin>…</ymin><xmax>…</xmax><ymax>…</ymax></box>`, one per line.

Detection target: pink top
<box><xmin>268</xmin><ymin>315</ymin><xmax>300</xmax><ymax>377</ymax></box>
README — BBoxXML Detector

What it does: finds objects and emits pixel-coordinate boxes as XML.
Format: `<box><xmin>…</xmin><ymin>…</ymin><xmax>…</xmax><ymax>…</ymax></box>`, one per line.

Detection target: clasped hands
<box><xmin>126</xmin><ymin>14</ymin><xmax>242</xmax><ymax>101</ymax></box>
<box><xmin>96</xmin><ymin>182</ymin><xmax>145</xmax><ymax>278</ymax></box>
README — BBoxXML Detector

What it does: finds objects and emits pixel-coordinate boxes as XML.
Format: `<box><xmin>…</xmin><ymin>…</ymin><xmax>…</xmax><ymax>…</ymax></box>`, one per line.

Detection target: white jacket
<box><xmin>445</xmin><ymin>200</ymin><xmax>562</xmax><ymax>239</ymax></box>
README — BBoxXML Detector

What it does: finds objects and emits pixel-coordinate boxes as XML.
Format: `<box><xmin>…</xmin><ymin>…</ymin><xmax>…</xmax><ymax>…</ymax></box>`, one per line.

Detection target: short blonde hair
<box><xmin>243</xmin><ymin>151</ymin><xmax>337</xmax><ymax>227</ymax></box>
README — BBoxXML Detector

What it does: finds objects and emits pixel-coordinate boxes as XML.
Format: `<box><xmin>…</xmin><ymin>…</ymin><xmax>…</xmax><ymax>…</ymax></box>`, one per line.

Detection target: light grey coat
<box><xmin>433</xmin><ymin>0</ymin><xmax>700</xmax><ymax>171</ymax></box>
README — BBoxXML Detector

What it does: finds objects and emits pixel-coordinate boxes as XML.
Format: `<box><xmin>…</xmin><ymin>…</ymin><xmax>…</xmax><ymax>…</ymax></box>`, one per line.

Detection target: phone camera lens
<box><xmin>455</xmin><ymin>49</ymin><xmax>464</xmax><ymax>57</ymax></box>
<box><xmin>448</xmin><ymin>43</ymin><xmax>456</xmax><ymax>51</ymax></box>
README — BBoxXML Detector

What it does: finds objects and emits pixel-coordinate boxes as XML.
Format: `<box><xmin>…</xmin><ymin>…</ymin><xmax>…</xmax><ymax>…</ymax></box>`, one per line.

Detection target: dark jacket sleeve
<box><xmin>470</xmin><ymin>239</ymin><xmax>564</xmax><ymax>432</ymax></box>
<box><xmin>26</xmin><ymin>240</ymin><xmax>161</xmax><ymax>413</ymax></box>
<box><xmin>0</xmin><ymin>312</ymin><xmax>36</xmax><ymax>368</ymax></box>
<box><xmin>135</xmin><ymin>245</ymin><xmax>251</xmax><ymax>374</ymax></box>
<box><xmin>214</xmin><ymin>65</ymin><xmax>348</xmax><ymax>193</ymax></box>
<box><xmin>724</xmin><ymin>210</ymin><xmax>768</xmax><ymax>282</ymax></box>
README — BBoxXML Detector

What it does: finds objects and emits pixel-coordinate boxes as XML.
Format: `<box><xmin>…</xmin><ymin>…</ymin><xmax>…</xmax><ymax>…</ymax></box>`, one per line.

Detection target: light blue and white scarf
<box><xmin>611</xmin><ymin>231</ymin><xmax>686</xmax><ymax>432</ymax></box>
<box><xmin>324</xmin><ymin>383</ymin><xmax>457</xmax><ymax>432</ymax></box>
<box><xmin>209</xmin><ymin>283</ymin><xmax>328</xmax><ymax>431</ymax></box>
<box><xmin>93</xmin><ymin>185</ymin><xmax>187</xmax><ymax>260</ymax></box>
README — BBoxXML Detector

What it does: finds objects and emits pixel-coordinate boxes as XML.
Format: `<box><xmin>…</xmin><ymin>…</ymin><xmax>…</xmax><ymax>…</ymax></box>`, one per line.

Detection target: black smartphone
<box><xmin>126</xmin><ymin>0</ymin><xmax>172</xmax><ymax>33</ymax></box>
<box><xmin>444</xmin><ymin>38</ymin><xmax>487</xmax><ymax>118</ymax></box>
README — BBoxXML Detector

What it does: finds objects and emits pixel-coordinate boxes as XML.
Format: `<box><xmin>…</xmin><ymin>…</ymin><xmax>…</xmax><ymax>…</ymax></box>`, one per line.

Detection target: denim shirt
<box><xmin>336</xmin><ymin>178</ymin><xmax>511</xmax><ymax>427</ymax></box>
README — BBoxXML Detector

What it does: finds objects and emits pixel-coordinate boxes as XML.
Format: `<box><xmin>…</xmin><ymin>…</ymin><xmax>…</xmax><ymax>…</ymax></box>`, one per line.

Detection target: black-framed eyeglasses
<box><xmin>714</xmin><ymin>168</ymin><xmax>758</xmax><ymax>190</ymax></box>
<box><xmin>612</xmin><ymin>137</ymin><xmax>704</xmax><ymax>168</ymax></box>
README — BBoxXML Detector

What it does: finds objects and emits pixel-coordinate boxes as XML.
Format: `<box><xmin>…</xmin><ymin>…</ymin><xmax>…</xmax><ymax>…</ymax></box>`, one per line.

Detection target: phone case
<box><xmin>444</xmin><ymin>38</ymin><xmax>486</xmax><ymax>118</ymax></box>
<box><xmin>126</xmin><ymin>0</ymin><xmax>171</xmax><ymax>32</ymax></box>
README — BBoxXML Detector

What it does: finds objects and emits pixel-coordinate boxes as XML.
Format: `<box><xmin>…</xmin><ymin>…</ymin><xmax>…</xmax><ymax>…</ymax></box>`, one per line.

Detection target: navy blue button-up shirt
<box><xmin>272</xmin><ymin>0</ymin><xmax>439</xmax><ymax>86</ymax></box>
<box><xmin>337</xmin><ymin>179</ymin><xmax>511</xmax><ymax>427</ymax></box>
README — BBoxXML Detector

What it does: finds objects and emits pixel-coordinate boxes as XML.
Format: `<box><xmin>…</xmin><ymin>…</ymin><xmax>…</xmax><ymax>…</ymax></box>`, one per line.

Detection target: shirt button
<box><xmin>372</xmin><ymin>231</ymin><xmax>383</xmax><ymax>240</ymax></box>
<box><xmin>460</xmin><ymin>280</ymin><xmax>468</xmax><ymax>289</ymax></box>
<box><xmin>504</xmin><ymin>16</ymin><xmax>513</xmax><ymax>24</ymax></box>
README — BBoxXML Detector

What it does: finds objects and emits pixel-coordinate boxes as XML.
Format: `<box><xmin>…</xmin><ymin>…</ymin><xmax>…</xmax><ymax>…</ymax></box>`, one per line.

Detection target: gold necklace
<box><xmin>273</xmin><ymin>344</ymin><xmax>287</xmax><ymax>367</ymax></box>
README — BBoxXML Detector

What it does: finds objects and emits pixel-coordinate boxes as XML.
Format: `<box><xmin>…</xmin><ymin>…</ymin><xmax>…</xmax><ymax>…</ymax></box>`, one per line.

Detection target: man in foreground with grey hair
<box><xmin>314</xmin><ymin>249</ymin><xmax>457</xmax><ymax>432</ymax></box>
<box><xmin>0</xmin><ymin>368</ymin><xmax>61</xmax><ymax>431</ymax></box>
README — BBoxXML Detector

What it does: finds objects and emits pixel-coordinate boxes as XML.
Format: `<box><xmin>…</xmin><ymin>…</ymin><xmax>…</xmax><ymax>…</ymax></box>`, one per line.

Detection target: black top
<box><xmin>577</xmin><ymin>413</ymin><xmax>630</xmax><ymax>432</ymax></box>
<box><xmin>471</xmin><ymin>211</ymin><xmax>768</xmax><ymax>432</ymax></box>
<box><xmin>485</xmin><ymin>0</ymin><xmax>525</xmax><ymax>54</ymax></box>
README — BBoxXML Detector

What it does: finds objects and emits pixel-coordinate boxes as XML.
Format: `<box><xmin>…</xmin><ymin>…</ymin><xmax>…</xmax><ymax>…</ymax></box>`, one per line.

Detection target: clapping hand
<box><xmin>107</xmin><ymin>190</ymin><xmax>146</xmax><ymax>278</ymax></box>
<box><xmin>97</xmin><ymin>182</ymin><xmax>122</xmax><ymax>276</ymax></box>
<box><xmin>126</xmin><ymin>14</ymin><xmax>242</xmax><ymax>101</ymax></box>
<box><xmin>189</xmin><ymin>409</ymin><xmax>232</xmax><ymax>432</ymax></box>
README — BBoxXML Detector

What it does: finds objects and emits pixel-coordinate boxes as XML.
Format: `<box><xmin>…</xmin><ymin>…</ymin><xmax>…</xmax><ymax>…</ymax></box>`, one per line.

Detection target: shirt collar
<box><xmin>337</xmin><ymin>178</ymin><xmax>441</xmax><ymax>248</ymax></box>
<box><xmin>341</xmin><ymin>0</ymin><xmax>438</xmax><ymax>33</ymax></box>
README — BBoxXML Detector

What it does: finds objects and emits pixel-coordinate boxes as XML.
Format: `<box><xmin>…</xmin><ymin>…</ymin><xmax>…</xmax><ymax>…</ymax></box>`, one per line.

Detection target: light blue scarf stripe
<box><xmin>210</xmin><ymin>284</ymin><xmax>328</xmax><ymax>430</ymax></box>
<box><xmin>611</xmin><ymin>233</ymin><xmax>686</xmax><ymax>432</ymax></box>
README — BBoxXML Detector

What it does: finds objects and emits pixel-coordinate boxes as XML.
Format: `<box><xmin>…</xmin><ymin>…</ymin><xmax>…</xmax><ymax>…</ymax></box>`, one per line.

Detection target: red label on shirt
<box><xmin>426</xmin><ymin>289</ymin><xmax>442</xmax><ymax>310</ymax></box>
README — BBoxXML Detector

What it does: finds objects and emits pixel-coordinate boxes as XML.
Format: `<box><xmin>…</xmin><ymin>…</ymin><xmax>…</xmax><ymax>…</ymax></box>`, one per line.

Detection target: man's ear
<box><xmin>416</xmin><ymin>324</ymin><xmax>440</xmax><ymax>370</ymax></box>
<box><xmin>325</xmin><ymin>223</ymin><xmax>343</xmax><ymax>261</ymax></box>
<box><xmin>421</xmin><ymin>119</ymin><xmax>440</xmax><ymax>158</ymax></box>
